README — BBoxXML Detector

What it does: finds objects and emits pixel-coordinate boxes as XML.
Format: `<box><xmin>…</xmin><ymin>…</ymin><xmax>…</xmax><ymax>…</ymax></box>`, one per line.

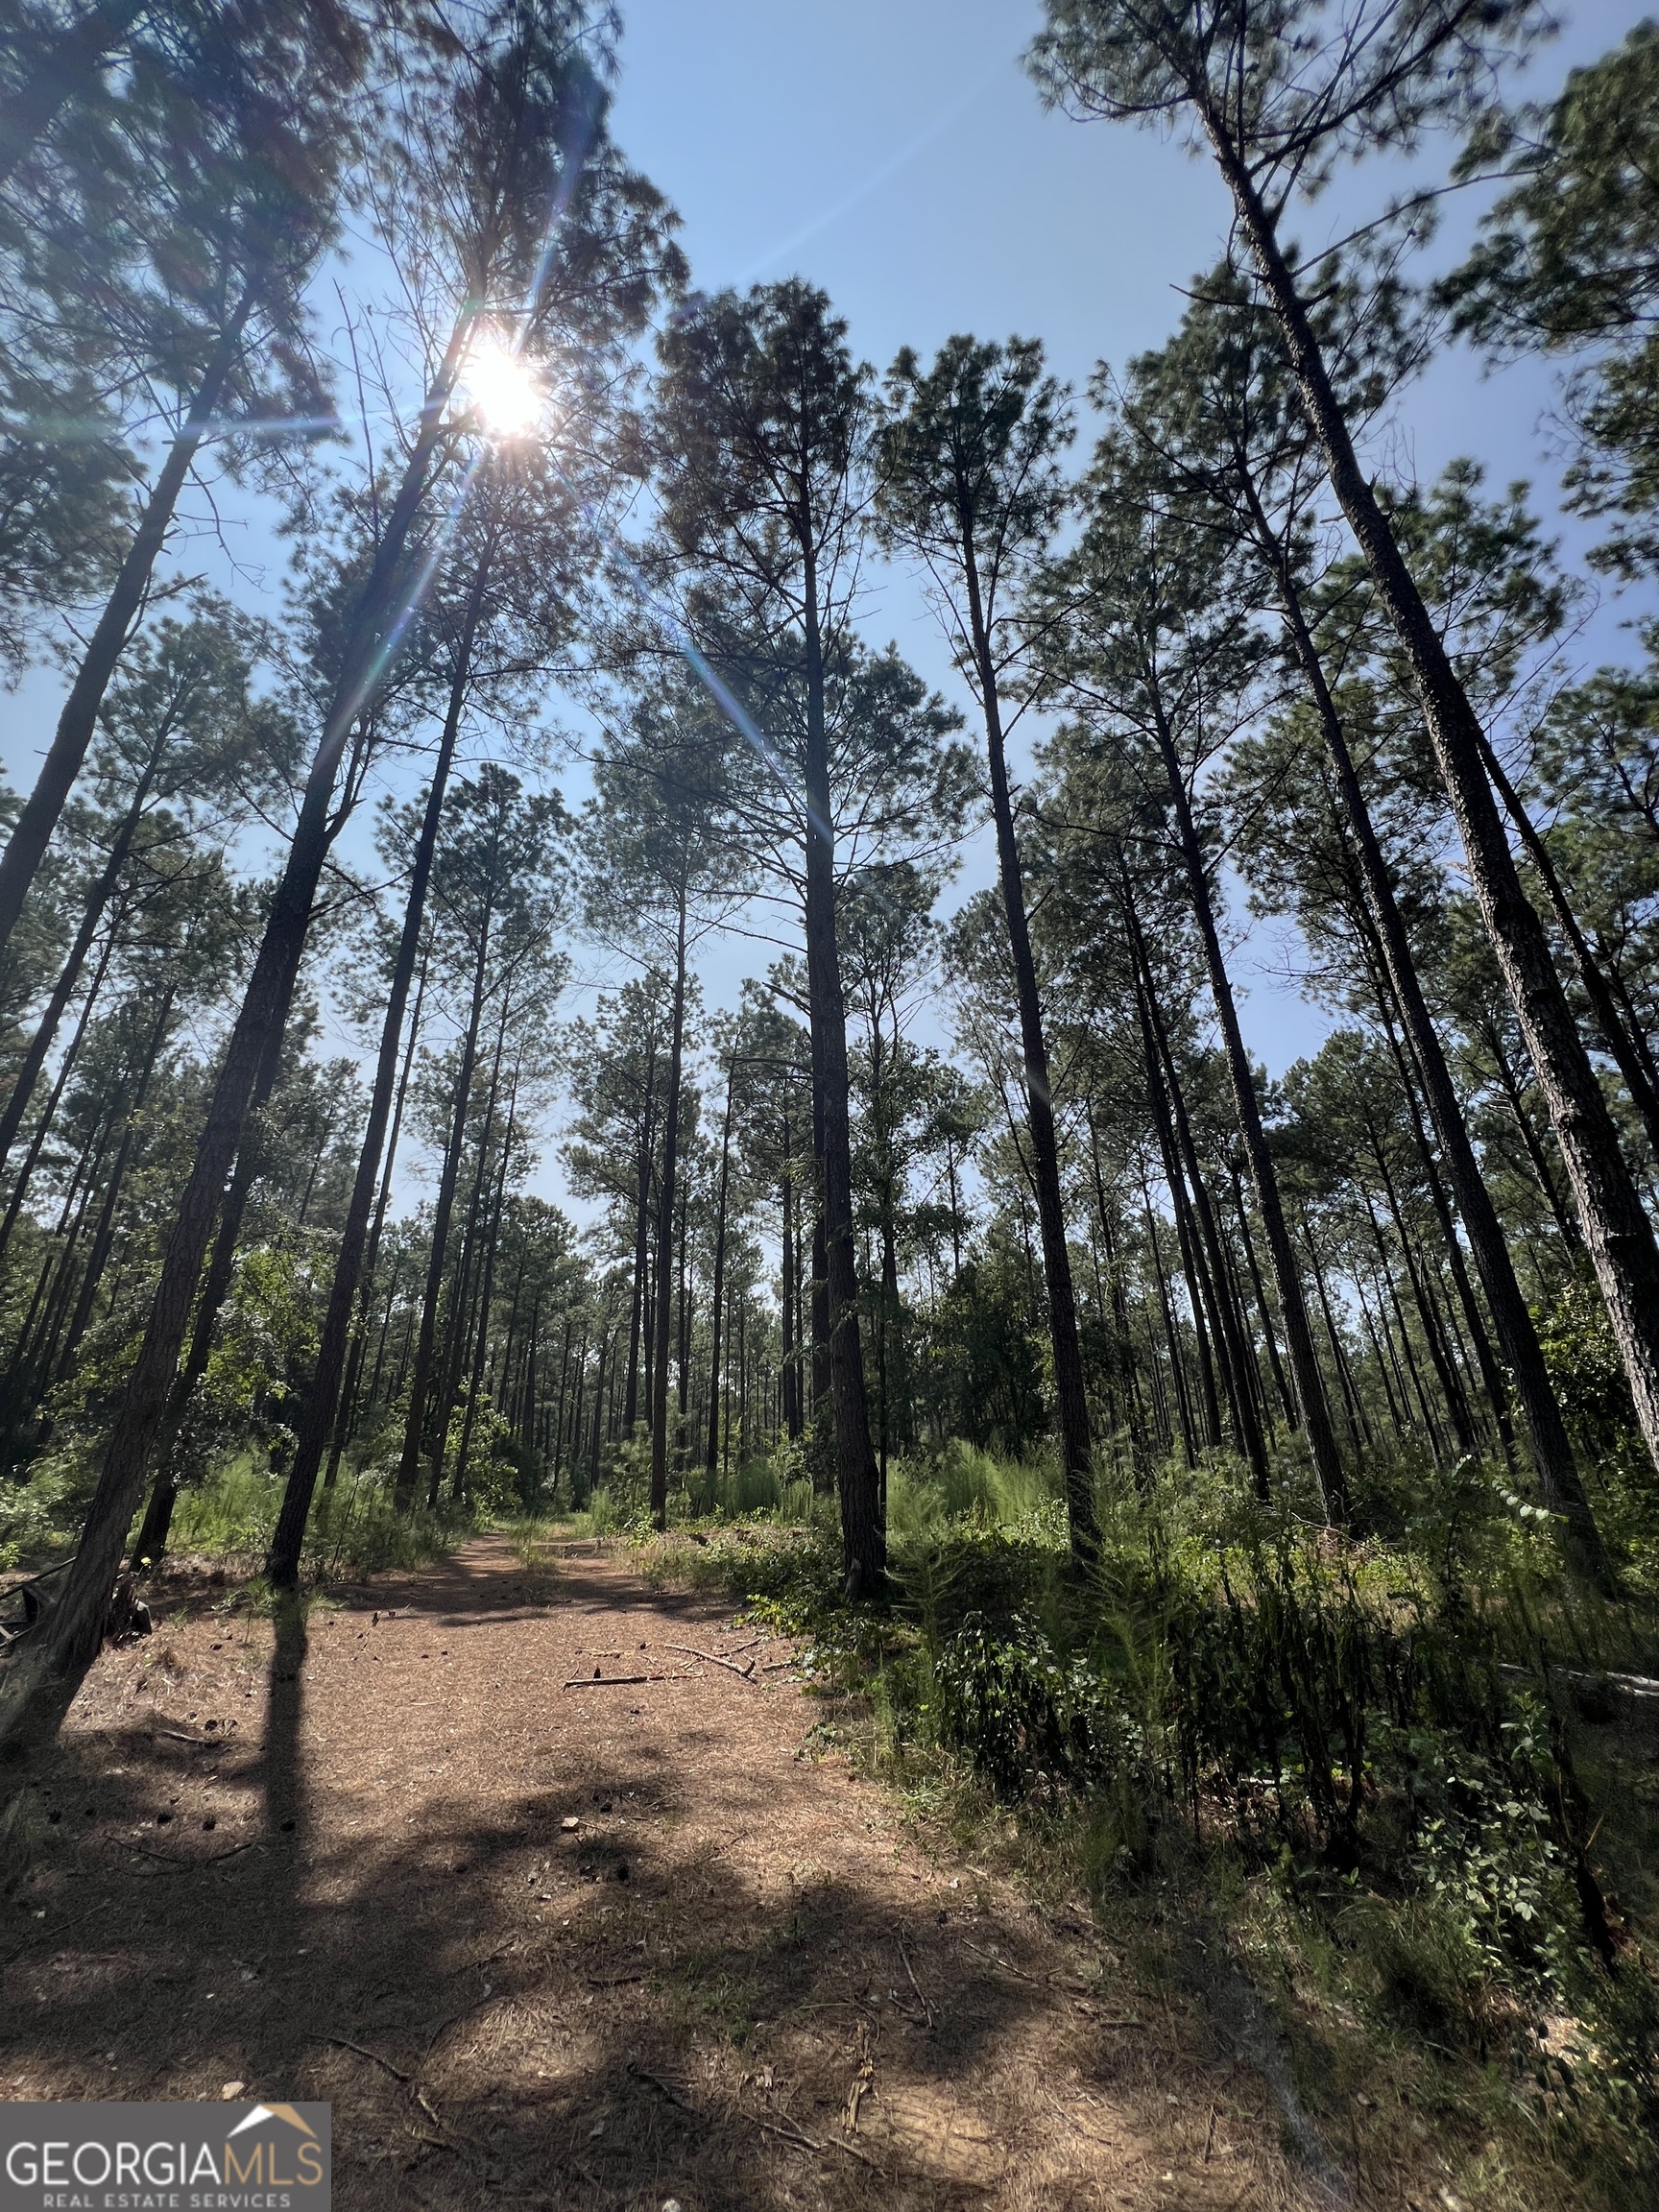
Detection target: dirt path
<box><xmin>2</xmin><ymin>1538</ymin><xmax>1308</xmax><ymax>2209</ymax></box>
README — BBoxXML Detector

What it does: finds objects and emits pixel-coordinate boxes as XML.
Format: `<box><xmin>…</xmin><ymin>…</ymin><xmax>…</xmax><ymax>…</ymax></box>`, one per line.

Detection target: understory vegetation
<box><xmin>624</xmin><ymin>1441</ymin><xmax>1659</xmax><ymax>2212</ymax></box>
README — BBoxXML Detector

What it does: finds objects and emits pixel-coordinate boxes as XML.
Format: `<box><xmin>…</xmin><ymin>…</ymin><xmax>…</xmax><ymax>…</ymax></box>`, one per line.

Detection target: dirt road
<box><xmin>1</xmin><ymin>1537</ymin><xmax>1305</xmax><ymax>2208</ymax></box>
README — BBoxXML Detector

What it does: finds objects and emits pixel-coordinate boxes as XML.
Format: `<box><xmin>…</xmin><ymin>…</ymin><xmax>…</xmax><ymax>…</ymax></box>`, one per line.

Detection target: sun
<box><xmin>458</xmin><ymin>334</ymin><xmax>544</xmax><ymax>438</ymax></box>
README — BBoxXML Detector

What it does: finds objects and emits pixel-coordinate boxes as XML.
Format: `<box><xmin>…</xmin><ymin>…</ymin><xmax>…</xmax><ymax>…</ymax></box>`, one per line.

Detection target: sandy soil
<box><xmin>1</xmin><ymin>1537</ymin><xmax>1313</xmax><ymax>2209</ymax></box>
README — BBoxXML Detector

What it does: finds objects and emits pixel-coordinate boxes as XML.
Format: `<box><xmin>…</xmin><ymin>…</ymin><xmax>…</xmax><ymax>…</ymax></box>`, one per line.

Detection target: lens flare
<box><xmin>458</xmin><ymin>336</ymin><xmax>543</xmax><ymax>437</ymax></box>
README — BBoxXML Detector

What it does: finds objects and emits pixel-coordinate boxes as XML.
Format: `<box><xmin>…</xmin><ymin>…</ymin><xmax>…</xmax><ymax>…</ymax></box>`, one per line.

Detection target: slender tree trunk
<box><xmin>624</xmin><ymin>1042</ymin><xmax>658</xmax><ymax>1433</ymax></box>
<box><xmin>800</xmin><ymin>575</ymin><xmax>884</xmax><ymax>1595</ymax></box>
<box><xmin>129</xmin><ymin>1018</ymin><xmax>289</xmax><ymax>1572</ymax></box>
<box><xmin>396</xmin><ymin>926</ymin><xmax>493</xmax><ymax>1509</ymax></box>
<box><xmin>270</xmin><ymin>551</ymin><xmax>489</xmax><ymax>1580</ymax></box>
<box><xmin>0</xmin><ymin>301</ymin><xmax>255</xmax><ymax>965</ymax></box>
<box><xmin>961</xmin><ymin>546</ymin><xmax>1094</xmax><ymax>1559</ymax></box>
<box><xmin>454</xmin><ymin>1076</ymin><xmax>516</xmax><ymax>1501</ymax></box>
<box><xmin>1144</xmin><ymin>708</ymin><xmax>1347</xmax><ymax>1520</ymax></box>
<box><xmin>705</xmin><ymin>1055</ymin><xmax>734</xmax><ymax>1487</ymax></box>
<box><xmin>53</xmin><ymin>985</ymin><xmax>173</xmax><ymax>1382</ymax></box>
<box><xmin>781</xmin><ymin>1134</ymin><xmax>801</xmax><ymax>1440</ymax></box>
<box><xmin>0</xmin><ymin>918</ymin><xmax>118</xmax><ymax>1273</ymax></box>
<box><xmin>1478</xmin><ymin>729</ymin><xmax>1659</xmax><ymax>1158</ymax></box>
<box><xmin>0</xmin><ymin>319</ymin><xmax>474</xmax><ymax>1769</ymax></box>
<box><xmin>1142</xmin><ymin>1178</ymin><xmax>1197</xmax><ymax>1466</ymax></box>
<box><xmin>650</xmin><ymin>898</ymin><xmax>687</xmax><ymax>1528</ymax></box>
<box><xmin>1213</xmin><ymin>120</ymin><xmax>1659</xmax><ymax>1510</ymax></box>
<box><xmin>331</xmin><ymin>958</ymin><xmax>427</xmax><ymax>1481</ymax></box>
<box><xmin>1258</xmin><ymin>527</ymin><xmax>1605</xmax><ymax>1572</ymax></box>
<box><xmin>431</xmin><ymin>1005</ymin><xmax>507</xmax><ymax>1506</ymax></box>
<box><xmin>1133</xmin><ymin>910</ymin><xmax>1269</xmax><ymax>1490</ymax></box>
<box><xmin>0</xmin><ymin>765</ymin><xmax>156</xmax><ymax>1169</ymax></box>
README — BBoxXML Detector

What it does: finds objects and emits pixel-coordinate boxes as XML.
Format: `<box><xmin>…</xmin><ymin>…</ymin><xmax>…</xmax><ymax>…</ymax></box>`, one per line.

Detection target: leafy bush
<box><xmin>932</xmin><ymin>1611</ymin><xmax>1142</xmax><ymax>1798</ymax></box>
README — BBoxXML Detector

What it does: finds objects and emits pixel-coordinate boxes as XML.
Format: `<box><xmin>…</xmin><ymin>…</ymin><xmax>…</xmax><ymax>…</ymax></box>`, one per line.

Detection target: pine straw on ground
<box><xmin>0</xmin><ymin>1536</ymin><xmax>1319</xmax><ymax>2210</ymax></box>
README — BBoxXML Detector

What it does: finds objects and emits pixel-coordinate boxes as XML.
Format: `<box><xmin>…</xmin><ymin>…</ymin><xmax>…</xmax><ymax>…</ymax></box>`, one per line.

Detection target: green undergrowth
<box><xmin>630</xmin><ymin>1438</ymin><xmax>1659</xmax><ymax>2212</ymax></box>
<box><xmin>0</xmin><ymin>1448</ymin><xmax>479</xmax><ymax>1588</ymax></box>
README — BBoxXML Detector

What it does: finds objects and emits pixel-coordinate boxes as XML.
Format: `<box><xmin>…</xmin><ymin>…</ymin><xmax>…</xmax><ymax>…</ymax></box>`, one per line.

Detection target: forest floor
<box><xmin>0</xmin><ymin>1535</ymin><xmax>1333</xmax><ymax>2211</ymax></box>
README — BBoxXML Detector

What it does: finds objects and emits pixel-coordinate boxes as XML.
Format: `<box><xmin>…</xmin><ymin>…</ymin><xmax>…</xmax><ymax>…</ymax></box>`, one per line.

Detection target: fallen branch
<box><xmin>895</xmin><ymin>1933</ymin><xmax>934</xmax><ymax>2030</ymax></box>
<box><xmin>663</xmin><ymin>1643</ymin><xmax>755</xmax><ymax>1679</ymax></box>
<box><xmin>130</xmin><ymin>1837</ymin><xmax>262</xmax><ymax>1870</ymax></box>
<box><xmin>754</xmin><ymin>2107</ymin><xmax>886</xmax><ymax>2176</ymax></box>
<box><xmin>316</xmin><ymin>2034</ymin><xmax>411</xmax><ymax>2082</ymax></box>
<box><xmin>563</xmin><ymin>1672</ymin><xmax>653</xmax><ymax>1688</ymax></box>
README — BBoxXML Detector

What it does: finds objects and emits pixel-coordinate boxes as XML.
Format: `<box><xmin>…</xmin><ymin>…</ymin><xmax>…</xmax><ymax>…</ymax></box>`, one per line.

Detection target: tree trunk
<box><xmin>1258</xmin><ymin>521</ymin><xmax>1607</xmax><ymax>1574</ymax></box>
<box><xmin>705</xmin><ymin>1054</ymin><xmax>734</xmax><ymax>1487</ymax></box>
<box><xmin>962</xmin><ymin>545</ymin><xmax>1095</xmax><ymax>1560</ymax></box>
<box><xmin>0</xmin><ymin>301</ymin><xmax>254</xmax><ymax>966</ymax></box>
<box><xmin>1213</xmin><ymin>118</ymin><xmax>1659</xmax><ymax>1512</ymax></box>
<box><xmin>1144</xmin><ymin>701</ymin><xmax>1347</xmax><ymax>1521</ymax></box>
<box><xmin>430</xmin><ymin>1004</ymin><xmax>508</xmax><ymax>1506</ymax></box>
<box><xmin>1132</xmin><ymin>908</ymin><xmax>1268</xmax><ymax>1491</ymax></box>
<box><xmin>800</xmin><ymin>572</ymin><xmax>884</xmax><ymax>1596</ymax></box>
<box><xmin>1478</xmin><ymin>728</ymin><xmax>1659</xmax><ymax>1159</ymax></box>
<box><xmin>454</xmin><ymin>1076</ymin><xmax>516</xmax><ymax>1501</ymax></box>
<box><xmin>270</xmin><ymin>554</ymin><xmax>488</xmax><ymax>1580</ymax></box>
<box><xmin>0</xmin><ymin>916</ymin><xmax>119</xmax><ymax>1273</ymax></box>
<box><xmin>650</xmin><ymin>897</ymin><xmax>687</xmax><ymax>1528</ymax></box>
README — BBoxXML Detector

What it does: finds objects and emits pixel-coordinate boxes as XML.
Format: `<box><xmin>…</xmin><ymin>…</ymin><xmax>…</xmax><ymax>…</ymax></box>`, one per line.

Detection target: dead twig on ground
<box><xmin>129</xmin><ymin>1837</ymin><xmax>261</xmax><ymax>1869</ymax></box>
<box><xmin>895</xmin><ymin>1933</ymin><xmax>934</xmax><ymax>2029</ymax></box>
<box><xmin>663</xmin><ymin>1643</ymin><xmax>755</xmax><ymax>1679</ymax></box>
<box><xmin>317</xmin><ymin>2034</ymin><xmax>411</xmax><ymax>2082</ymax></box>
<box><xmin>563</xmin><ymin>1672</ymin><xmax>653</xmax><ymax>1688</ymax></box>
<box><xmin>753</xmin><ymin>2106</ymin><xmax>886</xmax><ymax>2176</ymax></box>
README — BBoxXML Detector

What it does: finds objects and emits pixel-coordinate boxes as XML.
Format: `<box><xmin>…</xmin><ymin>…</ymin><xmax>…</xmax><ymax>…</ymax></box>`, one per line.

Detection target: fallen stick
<box><xmin>754</xmin><ymin>2107</ymin><xmax>886</xmax><ymax>2176</ymax></box>
<box><xmin>316</xmin><ymin>2034</ymin><xmax>411</xmax><ymax>2082</ymax></box>
<box><xmin>131</xmin><ymin>1837</ymin><xmax>262</xmax><ymax>1870</ymax></box>
<box><xmin>560</xmin><ymin>1670</ymin><xmax>695</xmax><ymax>1689</ymax></box>
<box><xmin>895</xmin><ymin>1933</ymin><xmax>934</xmax><ymax>2030</ymax></box>
<box><xmin>663</xmin><ymin>1643</ymin><xmax>755</xmax><ymax>1679</ymax></box>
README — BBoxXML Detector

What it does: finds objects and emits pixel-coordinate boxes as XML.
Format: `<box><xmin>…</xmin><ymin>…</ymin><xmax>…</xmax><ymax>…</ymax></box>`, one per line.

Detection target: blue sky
<box><xmin>603</xmin><ymin>0</ymin><xmax>1657</xmax><ymax>1082</ymax></box>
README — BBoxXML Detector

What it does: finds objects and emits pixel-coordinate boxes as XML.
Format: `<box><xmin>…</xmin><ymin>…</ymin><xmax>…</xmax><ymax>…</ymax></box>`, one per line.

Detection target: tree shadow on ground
<box><xmin>0</xmin><ymin>1542</ymin><xmax>1294</xmax><ymax>2211</ymax></box>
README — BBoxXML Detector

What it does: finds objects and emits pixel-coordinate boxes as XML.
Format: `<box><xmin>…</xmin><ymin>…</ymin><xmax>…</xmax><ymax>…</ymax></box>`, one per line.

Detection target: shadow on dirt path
<box><xmin>1</xmin><ymin>1536</ymin><xmax>1313</xmax><ymax>2209</ymax></box>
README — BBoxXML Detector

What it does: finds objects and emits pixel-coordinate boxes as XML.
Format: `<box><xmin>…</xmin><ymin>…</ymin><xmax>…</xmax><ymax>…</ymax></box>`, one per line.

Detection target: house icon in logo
<box><xmin>227</xmin><ymin>2105</ymin><xmax>319</xmax><ymax>2142</ymax></box>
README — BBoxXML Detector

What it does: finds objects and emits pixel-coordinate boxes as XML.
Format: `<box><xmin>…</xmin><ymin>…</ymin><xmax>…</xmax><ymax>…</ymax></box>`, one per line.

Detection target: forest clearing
<box><xmin>4</xmin><ymin>0</ymin><xmax>1659</xmax><ymax>2203</ymax></box>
